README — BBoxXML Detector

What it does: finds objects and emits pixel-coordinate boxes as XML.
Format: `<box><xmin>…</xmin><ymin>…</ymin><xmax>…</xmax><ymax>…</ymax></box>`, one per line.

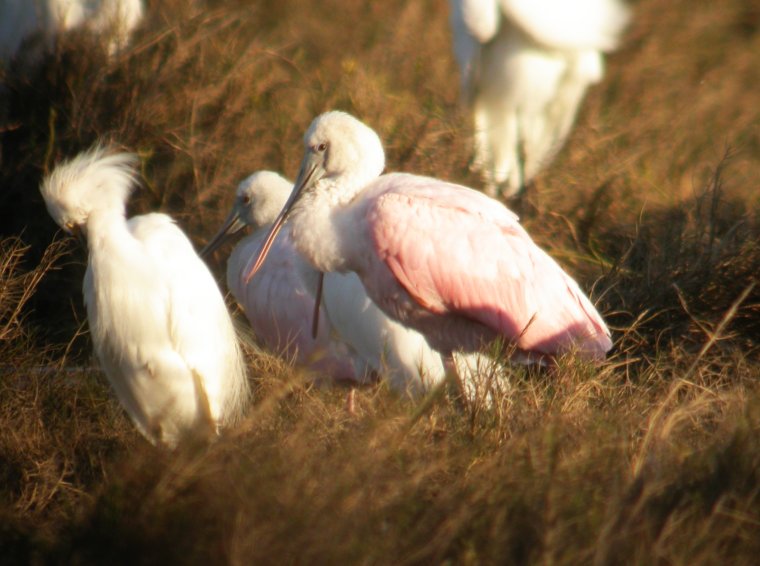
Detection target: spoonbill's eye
<box><xmin>317</xmin><ymin>142</ymin><xmax>327</xmax><ymax>152</ymax></box>
<box><xmin>241</xmin><ymin>195</ymin><xmax>251</xmax><ymax>205</ymax></box>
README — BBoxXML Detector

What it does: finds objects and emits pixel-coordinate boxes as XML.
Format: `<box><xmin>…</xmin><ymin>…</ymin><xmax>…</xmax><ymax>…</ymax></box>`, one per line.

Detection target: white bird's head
<box><xmin>40</xmin><ymin>146</ymin><xmax>138</xmax><ymax>239</ymax></box>
<box><xmin>200</xmin><ymin>171</ymin><xmax>292</xmax><ymax>258</ymax></box>
<box><xmin>242</xmin><ymin>111</ymin><xmax>385</xmax><ymax>283</ymax></box>
<box><xmin>236</xmin><ymin>171</ymin><xmax>293</xmax><ymax>229</ymax></box>
<box><xmin>299</xmin><ymin>111</ymin><xmax>385</xmax><ymax>189</ymax></box>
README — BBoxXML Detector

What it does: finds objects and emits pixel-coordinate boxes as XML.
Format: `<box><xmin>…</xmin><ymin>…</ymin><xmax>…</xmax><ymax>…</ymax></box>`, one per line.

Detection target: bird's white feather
<box><xmin>42</xmin><ymin>146</ymin><xmax>248</xmax><ymax>447</ymax></box>
<box><xmin>216</xmin><ymin>171</ymin><xmax>449</xmax><ymax>397</ymax></box>
<box><xmin>0</xmin><ymin>0</ymin><xmax>143</xmax><ymax>62</ymax></box>
<box><xmin>449</xmin><ymin>0</ymin><xmax>630</xmax><ymax>195</ymax></box>
<box><xmin>500</xmin><ymin>0</ymin><xmax>630</xmax><ymax>51</ymax></box>
<box><xmin>256</xmin><ymin>111</ymin><xmax>612</xmax><ymax>364</ymax></box>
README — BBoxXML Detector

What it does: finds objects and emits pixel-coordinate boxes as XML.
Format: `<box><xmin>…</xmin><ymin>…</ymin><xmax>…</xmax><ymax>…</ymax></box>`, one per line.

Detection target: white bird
<box><xmin>448</xmin><ymin>0</ymin><xmax>630</xmax><ymax>197</ymax></box>
<box><xmin>202</xmin><ymin>171</ymin><xmax>449</xmax><ymax>398</ymax></box>
<box><xmin>0</xmin><ymin>0</ymin><xmax>144</xmax><ymax>63</ymax></box>
<box><xmin>202</xmin><ymin>172</ymin><xmax>363</xmax><ymax>385</ymax></box>
<box><xmin>39</xmin><ymin>146</ymin><xmax>249</xmax><ymax>447</ymax></box>
<box><xmin>244</xmin><ymin>111</ymin><xmax>612</xmax><ymax>366</ymax></box>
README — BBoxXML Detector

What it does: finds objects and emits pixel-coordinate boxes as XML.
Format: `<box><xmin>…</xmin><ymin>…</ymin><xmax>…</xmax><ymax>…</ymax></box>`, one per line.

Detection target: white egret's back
<box><xmin>128</xmin><ymin>214</ymin><xmax>249</xmax><ymax>430</ymax></box>
<box><xmin>83</xmin><ymin>212</ymin><xmax>248</xmax><ymax>447</ymax></box>
<box><xmin>42</xmin><ymin>147</ymin><xmax>248</xmax><ymax>447</ymax></box>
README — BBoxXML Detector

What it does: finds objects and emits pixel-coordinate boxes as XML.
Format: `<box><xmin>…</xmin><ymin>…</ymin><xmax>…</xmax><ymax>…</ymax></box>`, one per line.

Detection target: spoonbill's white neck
<box><xmin>288</xmin><ymin>180</ymin><xmax>356</xmax><ymax>274</ymax></box>
<box><xmin>280</xmin><ymin>111</ymin><xmax>387</xmax><ymax>274</ymax></box>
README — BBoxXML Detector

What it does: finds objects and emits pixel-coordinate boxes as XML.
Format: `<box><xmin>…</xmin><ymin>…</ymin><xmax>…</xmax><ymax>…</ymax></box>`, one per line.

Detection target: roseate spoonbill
<box><xmin>202</xmin><ymin>171</ymin><xmax>449</xmax><ymax>397</ymax></box>
<box><xmin>244</xmin><ymin>111</ymin><xmax>612</xmax><ymax>364</ymax></box>
<box><xmin>0</xmin><ymin>0</ymin><xmax>143</xmax><ymax>62</ymax></box>
<box><xmin>40</xmin><ymin>146</ymin><xmax>249</xmax><ymax>447</ymax></box>
<box><xmin>448</xmin><ymin>0</ymin><xmax>630</xmax><ymax>197</ymax></box>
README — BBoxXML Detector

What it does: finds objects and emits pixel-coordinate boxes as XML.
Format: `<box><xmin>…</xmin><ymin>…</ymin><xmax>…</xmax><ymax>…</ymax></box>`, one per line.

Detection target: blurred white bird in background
<box><xmin>0</xmin><ymin>0</ymin><xmax>144</xmax><ymax>63</ymax></box>
<box><xmin>202</xmin><ymin>171</ymin><xmax>450</xmax><ymax>398</ymax></box>
<box><xmin>448</xmin><ymin>0</ymin><xmax>630</xmax><ymax>197</ymax></box>
<box><xmin>40</xmin><ymin>146</ymin><xmax>249</xmax><ymax>448</ymax></box>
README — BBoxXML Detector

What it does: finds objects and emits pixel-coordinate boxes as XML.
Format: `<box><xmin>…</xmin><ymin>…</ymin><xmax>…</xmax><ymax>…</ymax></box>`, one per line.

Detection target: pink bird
<box><xmin>202</xmin><ymin>172</ymin><xmax>362</xmax><ymax>383</ymax></box>
<box><xmin>244</xmin><ymin>111</ymin><xmax>612</xmax><ymax>363</ymax></box>
<box><xmin>204</xmin><ymin>173</ymin><xmax>509</xmax><ymax>400</ymax></box>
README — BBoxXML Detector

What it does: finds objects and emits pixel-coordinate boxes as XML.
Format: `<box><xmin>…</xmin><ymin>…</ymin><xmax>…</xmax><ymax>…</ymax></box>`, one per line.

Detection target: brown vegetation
<box><xmin>1</xmin><ymin>0</ymin><xmax>758</xmax><ymax>563</ymax></box>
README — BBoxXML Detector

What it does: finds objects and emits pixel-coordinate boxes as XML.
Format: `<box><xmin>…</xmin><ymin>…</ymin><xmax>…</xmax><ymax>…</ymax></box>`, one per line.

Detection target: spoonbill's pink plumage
<box><xmin>359</xmin><ymin>174</ymin><xmax>611</xmax><ymax>359</ymax></box>
<box><xmin>244</xmin><ymin>111</ymin><xmax>612</xmax><ymax>363</ymax></box>
<box><xmin>202</xmin><ymin>173</ymin><xmax>360</xmax><ymax>383</ymax></box>
<box><xmin>232</xmin><ymin>227</ymin><xmax>364</xmax><ymax>382</ymax></box>
<box><xmin>203</xmin><ymin>172</ymin><xmax>453</xmax><ymax>397</ymax></box>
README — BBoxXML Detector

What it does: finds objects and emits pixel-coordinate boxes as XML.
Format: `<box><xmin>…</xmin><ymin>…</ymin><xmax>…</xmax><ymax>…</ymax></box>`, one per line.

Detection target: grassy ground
<box><xmin>1</xmin><ymin>0</ymin><xmax>759</xmax><ymax>563</ymax></box>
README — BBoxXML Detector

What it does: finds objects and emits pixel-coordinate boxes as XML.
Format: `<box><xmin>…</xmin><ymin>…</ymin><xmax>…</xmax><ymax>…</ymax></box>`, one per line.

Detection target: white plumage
<box><xmin>204</xmin><ymin>172</ymin><xmax>363</xmax><ymax>384</ymax></box>
<box><xmin>449</xmin><ymin>0</ymin><xmax>630</xmax><ymax>197</ymax></box>
<box><xmin>0</xmin><ymin>0</ymin><xmax>144</xmax><ymax>63</ymax></box>
<box><xmin>243</xmin><ymin>110</ymin><xmax>611</xmax><ymax>369</ymax></box>
<box><xmin>40</xmin><ymin>146</ymin><xmax>249</xmax><ymax>447</ymax></box>
<box><xmin>203</xmin><ymin>171</ymin><xmax>450</xmax><ymax>398</ymax></box>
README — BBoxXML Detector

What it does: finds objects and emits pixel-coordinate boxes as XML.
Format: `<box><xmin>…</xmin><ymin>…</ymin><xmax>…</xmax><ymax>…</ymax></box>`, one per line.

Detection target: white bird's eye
<box><xmin>241</xmin><ymin>195</ymin><xmax>251</xmax><ymax>205</ymax></box>
<box><xmin>317</xmin><ymin>142</ymin><xmax>327</xmax><ymax>152</ymax></box>
<box><xmin>65</xmin><ymin>222</ymin><xmax>76</xmax><ymax>233</ymax></box>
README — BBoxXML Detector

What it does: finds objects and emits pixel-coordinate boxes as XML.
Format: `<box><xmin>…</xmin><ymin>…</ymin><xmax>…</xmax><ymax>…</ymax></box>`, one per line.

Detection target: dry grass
<box><xmin>1</xmin><ymin>0</ymin><xmax>759</xmax><ymax>563</ymax></box>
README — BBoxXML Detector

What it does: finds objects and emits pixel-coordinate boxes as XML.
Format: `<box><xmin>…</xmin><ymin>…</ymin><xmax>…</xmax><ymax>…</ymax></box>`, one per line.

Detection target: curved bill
<box><xmin>242</xmin><ymin>151</ymin><xmax>325</xmax><ymax>284</ymax></box>
<box><xmin>199</xmin><ymin>207</ymin><xmax>247</xmax><ymax>258</ymax></box>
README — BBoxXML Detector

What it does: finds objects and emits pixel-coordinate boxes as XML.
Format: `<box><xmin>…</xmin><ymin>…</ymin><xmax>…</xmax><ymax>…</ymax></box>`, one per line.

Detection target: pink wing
<box><xmin>228</xmin><ymin>228</ymin><xmax>358</xmax><ymax>380</ymax></box>
<box><xmin>364</xmin><ymin>173</ymin><xmax>612</xmax><ymax>359</ymax></box>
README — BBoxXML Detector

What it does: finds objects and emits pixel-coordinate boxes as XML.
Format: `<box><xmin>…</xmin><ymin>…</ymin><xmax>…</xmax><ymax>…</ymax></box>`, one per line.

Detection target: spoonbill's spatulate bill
<box><xmin>244</xmin><ymin>111</ymin><xmax>612</xmax><ymax>363</ymax></box>
<box><xmin>40</xmin><ymin>146</ymin><xmax>249</xmax><ymax>448</ymax></box>
<box><xmin>202</xmin><ymin>171</ymin><xmax>450</xmax><ymax>397</ymax></box>
<box><xmin>448</xmin><ymin>0</ymin><xmax>630</xmax><ymax>197</ymax></box>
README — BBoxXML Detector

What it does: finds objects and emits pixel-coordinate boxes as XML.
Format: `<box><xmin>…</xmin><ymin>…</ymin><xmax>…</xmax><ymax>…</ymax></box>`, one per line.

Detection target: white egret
<box><xmin>448</xmin><ymin>0</ymin><xmax>630</xmax><ymax>197</ymax></box>
<box><xmin>40</xmin><ymin>145</ymin><xmax>249</xmax><ymax>447</ymax></box>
